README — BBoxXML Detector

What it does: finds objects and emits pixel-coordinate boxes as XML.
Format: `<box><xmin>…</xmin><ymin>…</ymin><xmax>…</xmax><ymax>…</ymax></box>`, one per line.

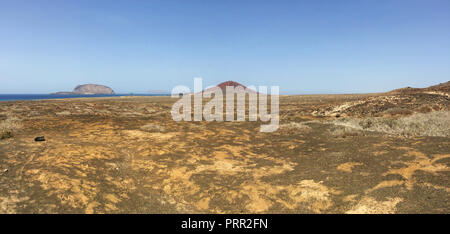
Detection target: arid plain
<box><xmin>0</xmin><ymin>83</ymin><xmax>449</xmax><ymax>213</ymax></box>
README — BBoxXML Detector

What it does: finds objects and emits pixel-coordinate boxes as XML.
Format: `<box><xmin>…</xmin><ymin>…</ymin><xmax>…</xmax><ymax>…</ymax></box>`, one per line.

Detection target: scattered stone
<box><xmin>331</xmin><ymin>113</ymin><xmax>341</xmax><ymax>118</ymax></box>
<box><xmin>34</xmin><ymin>136</ymin><xmax>45</xmax><ymax>141</ymax></box>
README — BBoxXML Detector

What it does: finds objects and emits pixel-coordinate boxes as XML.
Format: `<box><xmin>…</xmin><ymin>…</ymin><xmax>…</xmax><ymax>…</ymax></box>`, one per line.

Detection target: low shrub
<box><xmin>140</xmin><ymin>123</ymin><xmax>166</xmax><ymax>132</ymax></box>
<box><xmin>280</xmin><ymin>122</ymin><xmax>312</xmax><ymax>133</ymax></box>
<box><xmin>0</xmin><ymin>115</ymin><xmax>22</xmax><ymax>140</ymax></box>
<box><xmin>330</xmin><ymin>111</ymin><xmax>450</xmax><ymax>137</ymax></box>
<box><xmin>329</xmin><ymin>126</ymin><xmax>361</xmax><ymax>138</ymax></box>
<box><xmin>0</xmin><ymin>130</ymin><xmax>13</xmax><ymax>140</ymax></box>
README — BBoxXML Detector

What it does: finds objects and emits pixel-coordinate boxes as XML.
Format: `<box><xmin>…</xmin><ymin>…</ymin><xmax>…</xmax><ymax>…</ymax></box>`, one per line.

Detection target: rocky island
<box><xmin>52</xmin><ymin>84</ymin><xmax>115</xmax><ymax>95</ymax></box>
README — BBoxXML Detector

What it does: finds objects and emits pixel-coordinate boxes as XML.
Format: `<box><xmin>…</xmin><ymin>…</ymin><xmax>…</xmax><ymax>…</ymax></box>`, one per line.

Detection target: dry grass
<box><xmin>56</xmin><ymin>111</ymin><xmax>72</xmax><ymax>116</ymax></box>
<box><xmin>382</xmin><ymin>107</ymin><xmax>413</xmax><ymax>116</ymax></box>
<box><xmin>0</xmin><ymin>131</ymin><xmax>13</xmax><ymax>140</ymax></box>
<box><xmin>0</xmin><ymin>95</ymin><xmax>448</xmax><ymax>214</ymax></box>
<box><xmin>0</xmin><ymin>115</ymin><xmax>22</xmax><ymax>140</ymax></box>
<box><xmin>330</xmin><ymin>111</ymin><xmax>450</xmax><ymax>137</ymax></box>
<box><xmin>328</xmin><ymin>126</ymin><xmax>362</xmax><ymax>138</ymax></box>
<box><xmin>140</xmin><ymin>123</ymin><xmax>166</xmax><ymax>132</ymax></box>
<box><xmin>280</xmin><ymin>122</ymin><xmax>312</xmax><ymax>133</ymax></box>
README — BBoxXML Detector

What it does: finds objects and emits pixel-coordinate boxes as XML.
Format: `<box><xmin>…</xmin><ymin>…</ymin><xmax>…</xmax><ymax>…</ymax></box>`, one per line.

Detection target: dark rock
<box><xmin>34</xmin><ymin>136</ymin><xmax>45</xmax><ymax>141</ymax></box>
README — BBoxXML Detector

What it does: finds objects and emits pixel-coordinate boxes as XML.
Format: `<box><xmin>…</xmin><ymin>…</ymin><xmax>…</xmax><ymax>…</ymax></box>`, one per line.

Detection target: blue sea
<box><xmin>0</xmin><ymin>94</ymin><xmax>169</xmax><ymax>102</ymax></box>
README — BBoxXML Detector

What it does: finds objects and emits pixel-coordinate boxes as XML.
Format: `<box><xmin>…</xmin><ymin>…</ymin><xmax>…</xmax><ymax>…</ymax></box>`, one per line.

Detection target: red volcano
<box><xmin>216</xmin><ymin>81</ymin><xmax>247</xmax><ymax>90</ymax></box>
<box><xmin>202</xmin><ymin>81</ymin><xmax>257</xmax><ymax>94</ymax></box>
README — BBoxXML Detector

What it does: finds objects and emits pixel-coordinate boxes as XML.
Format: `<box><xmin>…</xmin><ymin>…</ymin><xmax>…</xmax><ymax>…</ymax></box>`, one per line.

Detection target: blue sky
<box><xmin>0</xmin><ymin>0</ymin><xmax>449</xmax><ymax>94</ymax></box>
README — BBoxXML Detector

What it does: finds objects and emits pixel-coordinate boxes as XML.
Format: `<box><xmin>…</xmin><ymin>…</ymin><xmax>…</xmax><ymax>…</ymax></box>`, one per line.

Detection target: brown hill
<box><xmin>425</xmin><ymin>81</ymin><xmax>450</xmax><ymax>93</ymax></box>
<box><xmin>202</xmin><ymin>81</ymin><xmax>257</xmax><ymax>94</ymax></box>
<box><xmin>217</xmin><ymin>81</ymin><xmax>247</xmax><ymax>90</ymax></box>
<box><xmin>389</xmin><ymin>81</ymin><xmax>449</xmax><ymax>94</ymax></box>
<box><xmin>317</xmin><ymin>81</ymin><xmax>450</xmax><ymax>118</ymax></box>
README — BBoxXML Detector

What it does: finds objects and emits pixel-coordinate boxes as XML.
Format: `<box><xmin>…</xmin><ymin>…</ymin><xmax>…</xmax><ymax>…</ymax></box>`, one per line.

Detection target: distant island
<box><xmin>52</xmin><ymin>84</ymin><xmax>115</xmax><ymax>95</ymax></box>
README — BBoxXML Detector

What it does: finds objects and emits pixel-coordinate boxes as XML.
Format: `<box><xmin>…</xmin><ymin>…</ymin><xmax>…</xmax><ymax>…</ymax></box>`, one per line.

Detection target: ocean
<box><xmin>0</xmin><ymin>94</ymin><xmax>169</xmax><ymax>102</ymax></box>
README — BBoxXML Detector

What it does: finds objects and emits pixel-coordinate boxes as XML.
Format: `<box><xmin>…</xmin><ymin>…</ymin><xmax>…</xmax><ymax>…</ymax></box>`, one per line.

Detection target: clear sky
<box><xmin>0</xmin><ymin>0</ymin><xmax>449</xmax><ymax>94</ymax></box>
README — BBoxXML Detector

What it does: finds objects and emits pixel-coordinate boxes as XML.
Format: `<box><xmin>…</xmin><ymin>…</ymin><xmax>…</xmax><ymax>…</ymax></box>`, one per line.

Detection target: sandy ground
<box><xmin>0</xmin><ymin>94</ymin><xmax>448</xmax><ymax>213</ymax></box>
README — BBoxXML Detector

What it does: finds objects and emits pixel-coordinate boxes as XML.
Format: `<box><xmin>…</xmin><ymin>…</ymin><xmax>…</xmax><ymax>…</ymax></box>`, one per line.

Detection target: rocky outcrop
<box><xmin>52</xmin><ymin>84</ymin><xmax>115</xmax><ymax>95</ymax></box>
<box><xmin>73</xmin><ymin>84</ymin><xmax>115</xmax><ymax>94</ymax></box>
